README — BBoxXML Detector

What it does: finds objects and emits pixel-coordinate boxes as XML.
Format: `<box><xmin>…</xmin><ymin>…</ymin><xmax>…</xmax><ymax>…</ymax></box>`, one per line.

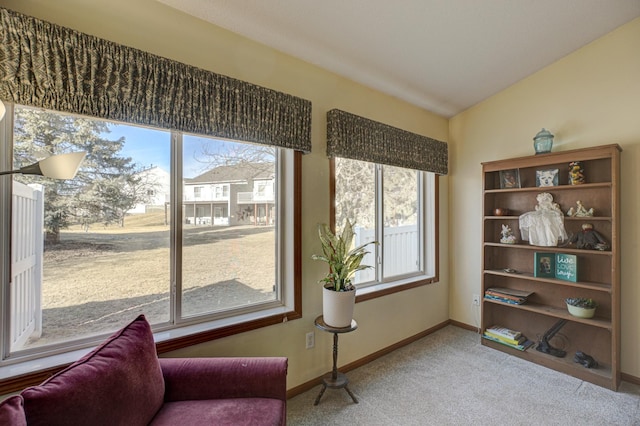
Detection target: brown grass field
<box><xmin>26</xmin><ymin>213</ymin><xmax>275</xmax><ymax>348</ymax></box>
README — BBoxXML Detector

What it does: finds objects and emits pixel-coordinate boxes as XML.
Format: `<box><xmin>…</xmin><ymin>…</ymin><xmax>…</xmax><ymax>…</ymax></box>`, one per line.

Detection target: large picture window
<box><xmin>0</xmin><ymin>8</ymin><xmax>308</xmax><ymax>391</ymax></box>
<box><xmin>334</xmin><ymin>157</ymin><xmax>437</xmax><ymax>296</ymax></box>
<box><xmin>1</xmin><ymin>105</ymin><xmax>298</xmax><ymax>367</ymax></box>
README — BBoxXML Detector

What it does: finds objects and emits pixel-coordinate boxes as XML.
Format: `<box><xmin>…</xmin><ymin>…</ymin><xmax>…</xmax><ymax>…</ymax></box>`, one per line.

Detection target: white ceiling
<box><xmin>156</xmin><ymin>0</ymin><xmax>640</xmax><ymax>117</ymax></box>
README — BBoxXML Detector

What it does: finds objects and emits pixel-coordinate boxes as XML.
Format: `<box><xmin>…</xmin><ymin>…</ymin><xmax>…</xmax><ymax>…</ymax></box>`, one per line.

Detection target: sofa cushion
<box><xmin>21</xmin><ymin>315</ymin><xmax>164</xmax><ymax>426</ymax></box>
<box><xmin>0</xmin><ymin>395</ymin><xmax>27</xmax><ymax>426</ymax></box>
<box><xmin>150</xmin><ymin>398</ymin><xmax>286</xmax><ymax>426</ymax></box>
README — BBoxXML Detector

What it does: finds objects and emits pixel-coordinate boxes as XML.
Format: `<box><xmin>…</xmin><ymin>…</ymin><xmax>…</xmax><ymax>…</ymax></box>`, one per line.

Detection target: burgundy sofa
<box><xmin>0</xmin><ymin>315</ymin><xmax>287</xmax><ymax>426</ymax></box>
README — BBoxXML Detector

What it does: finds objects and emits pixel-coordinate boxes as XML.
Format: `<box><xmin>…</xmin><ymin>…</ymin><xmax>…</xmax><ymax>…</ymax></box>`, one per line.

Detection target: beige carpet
<box><xmin>287</xmin><ymin>325</ymin><xmax>640</xmax><ymax>425</ymax></box>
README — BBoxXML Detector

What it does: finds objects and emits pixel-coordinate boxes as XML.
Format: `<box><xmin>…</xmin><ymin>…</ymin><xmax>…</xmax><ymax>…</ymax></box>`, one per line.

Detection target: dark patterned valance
<box><xmin>327</xmin><ymin>109</ymin><xmax>448</xmax><ymax>174</ymax></box>
<box><xmin>0</xmin><ymin>8</ymin><xmax>311</xmax><ymax>153</ymax></box>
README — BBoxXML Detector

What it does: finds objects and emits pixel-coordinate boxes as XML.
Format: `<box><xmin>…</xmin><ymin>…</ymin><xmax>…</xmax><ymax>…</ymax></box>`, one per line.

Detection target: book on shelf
<box><xmin>485</xmin><ymin>325</ymin><xmax>521</xmax><ymax>340</ymax></box>
<box><xmin>484</xmin><ymin>330</ymin><xmax>525</xmax><ymax>346</ymax></box>
<box><xmin>484</xmin><ymin>287</ymin><xmax>533</xmax><ymax>305</ymax></box>
<box><xmin>482</xmin><ymin>333</ymin><xmax>534</xmax><ymax>351</ymax></box>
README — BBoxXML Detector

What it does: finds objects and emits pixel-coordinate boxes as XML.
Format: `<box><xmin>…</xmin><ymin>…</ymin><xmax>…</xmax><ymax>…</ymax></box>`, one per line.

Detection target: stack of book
<box><xmin>484</xmin><ymin>287</ymin><xmax>533</xmax><ymax>305</ymax></box>
<box><xmin>483</xmin><ymin>325</ymin><xmax>534</xmax><ymax>351</ymax></box>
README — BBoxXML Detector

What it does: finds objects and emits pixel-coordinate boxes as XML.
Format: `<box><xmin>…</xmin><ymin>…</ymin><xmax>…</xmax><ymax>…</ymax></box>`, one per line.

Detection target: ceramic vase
<box><xmin>533</xmin><ymin>128</ymin><xmax>554</xmax><ymax>154</ymax></box>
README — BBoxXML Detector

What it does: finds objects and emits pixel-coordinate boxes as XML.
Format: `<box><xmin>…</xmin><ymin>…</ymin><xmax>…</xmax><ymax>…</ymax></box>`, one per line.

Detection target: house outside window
<box><xmin>213</xmin><ymin>185</ymin><xmax>229</xmax><ymax>200</ymax></box>
<box><xmin>334</xmin><ymin>157</ymin><xmax>437</xmax><ymax>296</ymax></box>
<box><xmin>1</xmin><ymin>104</ymin><xmax>298</xmax><ymax>367</ymax></box>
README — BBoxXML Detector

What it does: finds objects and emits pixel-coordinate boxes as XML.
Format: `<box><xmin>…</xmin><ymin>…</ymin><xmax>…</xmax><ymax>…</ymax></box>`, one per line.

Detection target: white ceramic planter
<box><xmin>566</xmin><ymin>303</ymin><xmax>596</xmax><ymax>319</ymax></box>
<box><xmin>322</xmin><ymin>286</ymin><xmax>355</xmax><ymax>328</ymax></box>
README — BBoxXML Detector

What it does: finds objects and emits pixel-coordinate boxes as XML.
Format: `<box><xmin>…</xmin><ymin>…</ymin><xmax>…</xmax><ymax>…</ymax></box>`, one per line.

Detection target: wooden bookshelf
<box><xmin>481</xmin><ymin>144</ymin><xmax>621</xmax><ymax>390</ymax></box>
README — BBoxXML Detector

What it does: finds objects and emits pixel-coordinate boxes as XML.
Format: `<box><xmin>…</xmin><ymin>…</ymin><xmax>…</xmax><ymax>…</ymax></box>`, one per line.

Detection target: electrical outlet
<box><xmin>305</xmin><ymin>331</ymin><xmax>315</xmax><ymax>349</ymax></box>
<box><xmin>472</xmin><ymin>294</ymin><xmax>480</xmax><ymax>306</ymax></box>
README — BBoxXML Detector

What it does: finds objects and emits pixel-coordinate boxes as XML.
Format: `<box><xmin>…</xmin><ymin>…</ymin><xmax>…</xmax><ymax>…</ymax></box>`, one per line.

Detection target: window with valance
<box><xmin>326</xmin><ymin>109</ymin><xmax>446</xmax><ymax>298</ymax></box>
<box><xmin>0</xmin><ymin>6</ymin><xmax>306</xmax><ymax>391</ymax></box>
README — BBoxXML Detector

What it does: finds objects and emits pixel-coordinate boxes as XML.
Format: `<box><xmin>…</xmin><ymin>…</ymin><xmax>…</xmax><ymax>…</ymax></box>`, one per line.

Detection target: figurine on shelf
<box><xmin>519</xmin><ymin>192</ymin><xmax>568</xmax><ymax>247</ymax></box>
<box><xmin>569</xmin><ymin>161</ymin><xmax>585</xmax><ymax>185</ymax></box>
<box><xmin>566</xmin><ymin>200</ymin><xmax>594</xmax><ymax>217</ymax></box>
<box><xmin>567</xmin><ymin>223</ymin><xmax>610</xmax><ymax>251</ymax></box>
<box><xmin>500</xmin><ymin>224</ymin><xmax>517</xmax><ymax>244</ymax></box>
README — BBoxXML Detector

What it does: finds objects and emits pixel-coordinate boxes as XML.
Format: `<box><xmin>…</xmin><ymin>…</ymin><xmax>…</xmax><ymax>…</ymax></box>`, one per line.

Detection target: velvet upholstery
<box><xmin>21</xmin><ymin>315</ymin><xmax>165</xmax><ymax>426</ymax></box>
<box><xmin>11</xmin><ymin>315</ymin><xmax>288</xmax><ymax>425</ymax></box>
<box><xmin>0</xmin><ymin>395</ymin><xmax>27</xmax><ymax>426</ymax></box>
<box><xmin>160</xmin><ymin>357</ymin><xmax>288</xmax><ymax>402</ymax></box>
<box><xmin>151</xmin><ymin>399</ymin><xmax>286</xmax><ymax>426</ymax></box>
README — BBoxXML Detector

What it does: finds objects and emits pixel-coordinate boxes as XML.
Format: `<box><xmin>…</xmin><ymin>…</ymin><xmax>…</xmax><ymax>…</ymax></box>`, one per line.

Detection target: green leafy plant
<box><xmin>311</xmin><ymin>220</ymin><xmax>377</xmax><ymax>292</ymax></box>
<box><xmin>565</xmin><ymin>297</ymin><xmax>598</xmax><ymax>309</ymax></box>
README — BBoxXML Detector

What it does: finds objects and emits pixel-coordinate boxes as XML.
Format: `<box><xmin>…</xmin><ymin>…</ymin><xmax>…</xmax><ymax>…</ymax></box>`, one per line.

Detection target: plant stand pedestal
<box><xmin>313</xmin><ymin>315</ymin><xmax>358</xmax><ymax>405</ymax></box>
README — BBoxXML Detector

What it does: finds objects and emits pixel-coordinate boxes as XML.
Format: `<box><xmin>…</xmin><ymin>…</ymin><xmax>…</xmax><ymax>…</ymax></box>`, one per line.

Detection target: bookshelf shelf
<box><xmin>484</xmin><ymin>182</ymin><xmax>612</xmax><ymax>194</ymax></box>
<box><xmin>485</xmin><ymin>216</ymin><xmax>611</xmax><ymax>221</ymax></box>
<box><xmin>483</xmin><ymin>298</ymin><xmax>612</xmax><ymax>330</ymax></box>
<box><xmin>484</xmin><ymin>270</ymin><xmax>611</xmax><ymax>293</ymax></box>
<box><xmin>483</xmin><ymin>242</ymin><xmax>613</xmax><ymax>257</ymax></box>
<box><xmin>481</xmin><ymin>144</ymin><xmax>621</xmax><ymax>390</ymax></box>
<box><xmin>482</xmin><ymin>339</ymin><xmax>614</xmax><ymax>388</ymax></box>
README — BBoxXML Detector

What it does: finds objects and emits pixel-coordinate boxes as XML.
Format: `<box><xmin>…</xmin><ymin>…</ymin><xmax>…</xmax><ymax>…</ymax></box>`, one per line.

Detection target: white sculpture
<box><xmin>500</xmin><ymin>224</ymin><xmax>517</xmax><ymax>244</ymax></box>
<box><xmin>566</xmin><ymin>200</ymin><xmax>594</xmax><ymax>217</ymax></box>
<box><xmin>519</xmin><ymin>192</ymin><xmax>568</xmax><ymax>246</ymax></box>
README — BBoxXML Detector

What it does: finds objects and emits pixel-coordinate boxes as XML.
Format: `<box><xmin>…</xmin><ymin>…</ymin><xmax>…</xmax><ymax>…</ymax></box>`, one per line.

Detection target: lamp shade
<box><xmin>37</xmin><ymin>152</ymin><xmax>86</xmax><ymax>179</ymax></box>
<box><xmin>0</xmin><ymin>100</ymin><xmax>5</xmax><ymax>121</ymax></box>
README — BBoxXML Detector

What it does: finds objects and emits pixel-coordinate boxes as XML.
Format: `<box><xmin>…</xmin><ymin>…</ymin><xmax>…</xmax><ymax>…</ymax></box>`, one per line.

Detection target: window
<box><xmin>333</xmin><ymin>157</ymin><xmax>437</xmax><ymax>298</ymax></box>
<box><xmin>181</xmin><ymin>135</ymin><xmax>278</xmax><ymax>317</ymax></box>
<box><xmin>1</xmin><ymin>105</ymin><xmax>299</xmax><ymax>370</ymax></box>
<box><xmin>213</xmin><ymin>185</ymin><xmax>229</xmax><ymax>200</ymax></box>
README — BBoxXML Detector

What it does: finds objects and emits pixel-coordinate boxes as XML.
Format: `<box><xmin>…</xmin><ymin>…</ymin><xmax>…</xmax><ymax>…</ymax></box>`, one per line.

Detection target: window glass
<box><xmin>334</xmin><ymin>158</ymin><xmax>376</xmax><ymax>284</ymax></box>
<box><xmin>181</xmin><ymin>136</ymin><xmax>277</xmax><ymax>317</ymax></box>
<box><xmin>10</xmin><ymin>106</ymin><xmax>171</xmax><ymax>351</ymax></box>
<box><xmin>382</xmin><ymin>165</ymin><xmax>420</xmax><ymax>278</ymax></box>
<box><xmin>334</xmin><ymin>157</ymin><xmax>435</xmax><ymax>290</ymax></box>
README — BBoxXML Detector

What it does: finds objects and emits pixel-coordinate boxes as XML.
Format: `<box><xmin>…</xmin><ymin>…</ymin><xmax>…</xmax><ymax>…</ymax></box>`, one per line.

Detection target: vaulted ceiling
<box><xmin>156</xmin><ymin>0</ymin><xmax>640</xmax><ymax>117</ymax></box>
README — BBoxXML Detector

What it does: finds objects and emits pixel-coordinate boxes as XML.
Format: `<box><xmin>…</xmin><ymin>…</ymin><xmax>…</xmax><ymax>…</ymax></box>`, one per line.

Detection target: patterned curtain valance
<box><xmin>326</xmin><ymin>109</ymin><xmax>448</xmax><ymax>175</ymax></box>
<box><xmin>0</xmin><ymin>8</ymin><xmax>311</xmax><ymax>153</ymax></box>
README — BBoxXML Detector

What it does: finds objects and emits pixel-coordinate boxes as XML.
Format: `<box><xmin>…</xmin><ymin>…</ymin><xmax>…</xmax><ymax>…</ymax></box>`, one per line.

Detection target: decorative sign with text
<box><xmin>555</xmin><ymin>253</ymin><xmax>578</xmax><ymax>282</ymax></box>
<box><xmin>533</xmin><ymin>252</ymin><xmax>578</xmax><ymax>282</ymax></box>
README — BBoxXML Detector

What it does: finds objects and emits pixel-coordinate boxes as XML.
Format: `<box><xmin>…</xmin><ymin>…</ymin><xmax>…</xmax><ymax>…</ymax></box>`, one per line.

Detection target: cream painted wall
<box><xmin>0</xmin><ymin>0</ymin><xmax>450</xmax><ymax>389</ymax></box>
<box><xmin>449</xmin><ymin>17</ymin><xmax>640</xmax><ymax>378</ymax></box>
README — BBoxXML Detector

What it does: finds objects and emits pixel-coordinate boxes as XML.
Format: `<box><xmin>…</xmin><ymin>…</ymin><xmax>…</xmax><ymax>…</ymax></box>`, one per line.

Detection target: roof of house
<box><xmin>186</xmin><ymin>162</ymin><xmax>274</xmax><ymax>184</ymax></box>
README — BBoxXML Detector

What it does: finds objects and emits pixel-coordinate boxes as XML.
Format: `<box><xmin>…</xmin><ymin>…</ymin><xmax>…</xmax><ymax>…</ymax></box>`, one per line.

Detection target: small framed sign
<box><xmin>536</xmin><ymin>168</ymin><xmax>559</xmax><ymax>187</ymax></box>
<box><xmin>534</xmin><ymin>252</ymin><xmax>556</xmax><ymax>278</ymax></box>
<box><xmin>499</xmin><ymin>169</ymin><xmax>521</xmax><ymax>189</ymax></box>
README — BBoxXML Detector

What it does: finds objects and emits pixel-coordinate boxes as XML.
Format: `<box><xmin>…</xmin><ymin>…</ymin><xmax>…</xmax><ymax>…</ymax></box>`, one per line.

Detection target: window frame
<box><xmin>329</xmin><ymin>158</ymin><xmax>439</xmax><ymax>303</ymax></box>
<box><xmin>0</xmin><ymin>104</ymin><xmax>302</xmax><ymax>394</ymax></box>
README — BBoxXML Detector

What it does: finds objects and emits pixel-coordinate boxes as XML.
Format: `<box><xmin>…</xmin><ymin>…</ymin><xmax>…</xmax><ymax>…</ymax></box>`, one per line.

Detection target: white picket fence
<box><xmin>354</xmin><ymin>224</ymin><xmax>419</xmax><ymax>283</ymax></box>
<box><xmin>11</xmin><ymin>181</ymin><xmax>43</xmax><ymax>350</ymax></box>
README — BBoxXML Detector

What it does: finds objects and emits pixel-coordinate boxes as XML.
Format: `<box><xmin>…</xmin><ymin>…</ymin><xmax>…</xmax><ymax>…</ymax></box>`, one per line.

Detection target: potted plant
<box><xmin>565</xmin><ymin>297</ymin><xmax>597</xmax><ymax>319</ymax></box>
<box><xmin>311</xmin><ymin>220</ymin><xmax>377</xmax><ymax>327</ymax></box>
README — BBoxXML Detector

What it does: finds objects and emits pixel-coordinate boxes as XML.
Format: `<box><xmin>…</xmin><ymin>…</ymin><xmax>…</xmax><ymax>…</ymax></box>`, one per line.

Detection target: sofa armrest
<box><xmin>159</xmin><ymin>357</ymin><xmax>287</xmax><ymax>402</ymax></box>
